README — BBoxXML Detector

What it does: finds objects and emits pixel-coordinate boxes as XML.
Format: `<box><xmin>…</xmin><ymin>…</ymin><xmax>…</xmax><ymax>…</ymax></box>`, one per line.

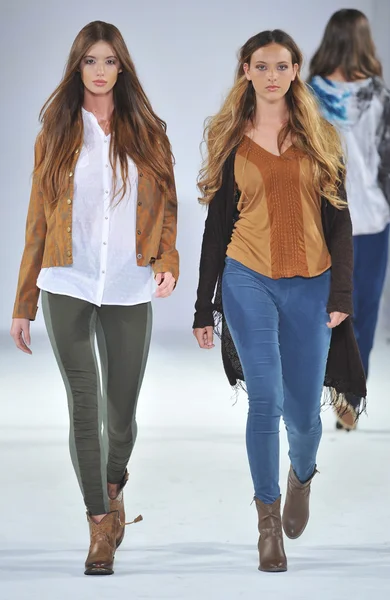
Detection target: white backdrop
<box><xmin>1</xmin><ymin>0</ymin><xmax>386</xmax><ymax>334</ymax></box>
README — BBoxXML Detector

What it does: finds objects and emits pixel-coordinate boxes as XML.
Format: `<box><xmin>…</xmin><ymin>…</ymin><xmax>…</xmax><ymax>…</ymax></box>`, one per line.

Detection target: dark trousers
<box><xmin>353</xmin><ymin>225</ymin><xmax>389</xmax><ymax>377</ymax></box>
<box><xmin>42</xmin><ymin>292</ymin><xmax>152</xmax><ymax>515</ymax></box>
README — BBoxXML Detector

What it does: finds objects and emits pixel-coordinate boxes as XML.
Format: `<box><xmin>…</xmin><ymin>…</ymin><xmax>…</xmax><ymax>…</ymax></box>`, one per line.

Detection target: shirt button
<box><xmin>102</xmin><ymin>270</ymin><xmax>105</xmax><ymax>274</ymax></box>
<box><xmin>105</xmin><ymin>164</ymin><xmax>109</xmax><ymax>168</ymax></box>
<box><xmin>103</xmin><ymin>242</ymin><xmax>107</xmax><ymax>245</ymax></box>
<box><xmin>67</xmin><ymin>199</ymin><xmax>72</xmax><ymax>205</ymax></box>
<box><xmin>67</xmin><ymin>250</ymin><xmax>72</xmax><ymax>257</ymax></box>
<box><xmin>137</xmin><ymin>230</ymin><xmax>141</xmax><ymax>235</ymax></box>
<box><xmin>105</xmin><ymin>190</ymin><xmax>109</xmax><ymax>194</ymax></box>
<box><xmin>67</xmin><ymin>227</ymin><xmax>71</xmax><ymax>233</ymax></box>
<box><xmin>137</xmin><ymin>253</ymin><xmax>142</xmax><ymax>259</ymax></box>
<box><xmin>138</xmin><ymin>201</ymin><xmax>142</xmax><ymax>206</ymax></box>
<box><xmin>75</xmin><ymin>149</ymin><xmax>79</xmax><ymax>154</ymax></box>
<box><xmin>139</xmin><ymin>172</ymin><xmax>143</xmax><ymax>177</ymax></box>
<box><xmin>104</xmin><ymin>140</ymin><xmax>107</xmax><ymax>144</ymax></box>
<box><xmin>105</xmin><ymin>216</ymin><xmax>108</xmax><ymax>220</ymax></box>
<box><xmin>69</xmin><ymin>172</ymin><xmax>73</xmax><ymax>177</ymax></box>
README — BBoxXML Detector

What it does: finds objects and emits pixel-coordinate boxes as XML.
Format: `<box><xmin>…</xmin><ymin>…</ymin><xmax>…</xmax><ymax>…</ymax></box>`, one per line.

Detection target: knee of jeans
<box><xmin>284</xmin><ymin>413</ymin><xmax>322</xmax><ymax>436</ymax></box>
<box><xmin>248</xmin><ymin>397</ymin><xmax>282</xmax><ymax>430</ymax></box>
<box><xmin>249</xmin><ymin>414</ymin><xmax>281</xmax><ymax>435</ymax></box>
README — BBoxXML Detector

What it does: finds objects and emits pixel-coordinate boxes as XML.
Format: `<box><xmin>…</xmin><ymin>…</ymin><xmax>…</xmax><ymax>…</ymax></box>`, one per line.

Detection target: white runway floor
<box><xmin>1</xmin><ymin>329</ymin><xmax>390</xmax><ymax>599</ymax></box>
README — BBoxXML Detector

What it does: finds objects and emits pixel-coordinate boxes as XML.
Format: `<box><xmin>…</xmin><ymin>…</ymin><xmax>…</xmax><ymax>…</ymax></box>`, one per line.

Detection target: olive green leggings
<box><xmin>42</xmin><ymin>292</ymin><xmax>152</xmax><ymax>515</ymax></box>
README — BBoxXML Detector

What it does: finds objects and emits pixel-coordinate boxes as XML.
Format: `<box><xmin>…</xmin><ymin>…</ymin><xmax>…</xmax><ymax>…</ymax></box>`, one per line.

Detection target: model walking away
<box><xmin>309</xmin><ymin>9</ymin><xmax>390</xmax><ymax>431</ymax></box>
<box><xmin>193</xmin><ymin>29</ymin><xmax>366</xmax><ymax>573</ymax></box>
<box><xmin>11</xmin><ymin>21</ymin><xmax>179</xmax><ymax>575</ymax></box>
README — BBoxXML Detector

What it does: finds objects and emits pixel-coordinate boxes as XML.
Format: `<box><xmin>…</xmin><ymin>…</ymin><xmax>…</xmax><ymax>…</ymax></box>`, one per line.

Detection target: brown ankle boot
<box><xmin>255</xmin><ymin>496</ymin><xmax>287</xmax><ymax>573</ymax></box>
<box><xmin>282</xmin><ymin>465</ymin><xmax>317</xmax><ymax>539</ymax></box>
<box><xmin>84</xmin><ymin>511</ymin><xmax>119</xmax><ymax>575</ymax></box>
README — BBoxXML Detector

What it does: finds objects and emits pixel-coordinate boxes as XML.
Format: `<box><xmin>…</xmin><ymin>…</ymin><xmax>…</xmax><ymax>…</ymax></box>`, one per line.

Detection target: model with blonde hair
<box><xmin>11</xmin><ymin>21</ymin><xmax>179</xmax><ymax>575</ymax></box>
<box><xmin>193</xmin><ymin>29</ymin><xmax>365</xmax><ymax>572</ymax></box>
<box><xmin>309</xmin><ymin>9</ymin><xmax>390</xmax><ymax>430</ymax></box>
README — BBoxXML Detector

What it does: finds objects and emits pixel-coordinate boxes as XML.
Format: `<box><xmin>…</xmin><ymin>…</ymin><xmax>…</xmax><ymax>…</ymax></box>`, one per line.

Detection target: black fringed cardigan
<box><xmin>193</xmin><ymin>149</ymin><xmax>367</xmax><ymax>411</ymax></box>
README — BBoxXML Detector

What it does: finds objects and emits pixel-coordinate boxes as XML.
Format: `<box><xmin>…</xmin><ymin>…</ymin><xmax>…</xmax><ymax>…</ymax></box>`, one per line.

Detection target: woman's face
<box><xmin>244</xmin><ymin>43</ymin><xmax>298</xmax><ymax>103</ymax></box>
<box><xmin>80</xmin><ymin>41</ymin><xmax>122</xmax><ymax>95</ymax></box>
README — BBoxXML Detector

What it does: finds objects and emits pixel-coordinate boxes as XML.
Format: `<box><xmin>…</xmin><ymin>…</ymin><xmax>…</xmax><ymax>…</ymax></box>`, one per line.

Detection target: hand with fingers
<box><xmin>10</xmin><ymin>318</ymin><xmax>32</xmax><ymax>354</ymax></box>
<box><xmin>327</xmin><ymin>311</ymin><xmax>349</xmax><ymax>329</ymax></box>
<box><xmin>193</xmin><ymin>326</ymin><xmax>215</xmax><ymax>350</ymax></box>
<box><xmin>155</xmin><ymin>272</ymin><xmax>176</xmax><ymax>299</ymax></box>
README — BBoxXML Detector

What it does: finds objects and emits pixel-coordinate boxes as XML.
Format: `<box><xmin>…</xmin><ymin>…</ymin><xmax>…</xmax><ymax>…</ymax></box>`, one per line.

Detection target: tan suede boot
<box><xmin>332</xmin><ymin>390</ymin><xmax>358</xmax><ymax>431</ymax></box>
<box><xmin>84</xmin><ymin>511</ymin><xmax>119</xmax><ymax>576</ymax></box>
<box><xmin>334</xmin><ymin>402</ymin><xmax>357</xmax><ymax>431</ymax></box>
<box><xmin>109</xmin><ymin>471</ymin><xmax>143</xmax><ymax>548</ymax></box>
<box><xmin>255</xmin><ymin>496</ymin><xmax>287</xmax><ymax>573</ymax></box>
<box><xmin>282</xmin><ymin>465</ymin><xmax>317</xmax><ymax>539</ymax></box>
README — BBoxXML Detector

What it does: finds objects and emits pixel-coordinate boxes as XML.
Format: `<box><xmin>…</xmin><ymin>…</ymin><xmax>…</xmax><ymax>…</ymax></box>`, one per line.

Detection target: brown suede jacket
<box><xmin>13</xmin><ymin>137</ymin><xmax>179</xmax><ymax>320</ymax></box>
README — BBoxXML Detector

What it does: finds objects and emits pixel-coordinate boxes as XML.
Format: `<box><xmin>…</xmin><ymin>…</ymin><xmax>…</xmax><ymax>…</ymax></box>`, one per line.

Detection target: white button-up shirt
<box><xmin>37</xmin><ymin>108</ymin><xmax>155</xmax><ymax>305</ymax></box>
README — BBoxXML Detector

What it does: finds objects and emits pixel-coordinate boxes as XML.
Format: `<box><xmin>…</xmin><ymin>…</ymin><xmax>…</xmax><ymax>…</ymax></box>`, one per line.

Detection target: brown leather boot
<box><xmin>282</xmin><ymin>465</ymin><xmax>317</xmax><ymax>539</ymax></box>
<box><xmin>109</xmin><ymin>471</ymin><xmax>143</xmax><ymax>548</ymax></box>
<box><xmin>255</xmin><ymin>496</ymin><xmax>287</xmax><ymax>573</ymax></box>
<box><xmin>84</xmin><ymin>511</ymin><xmax>119</xmax><ymax>575</ymax></box>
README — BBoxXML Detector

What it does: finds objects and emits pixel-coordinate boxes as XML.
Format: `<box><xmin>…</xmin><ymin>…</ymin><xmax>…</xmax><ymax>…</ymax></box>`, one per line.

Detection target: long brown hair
<box><xmin>37</xmin><ymin>20</ymin><xmax>174</xmax><ymax>203</ymax></box>
<box><xmin>198</xmin><ymin>30</ymin><xmax>345</xmax><ymax>208</ymax></box>
<box><xmin>309</xmin><ymin>9</ymin><xmax>382</xmax><ymax>81</ymax></box>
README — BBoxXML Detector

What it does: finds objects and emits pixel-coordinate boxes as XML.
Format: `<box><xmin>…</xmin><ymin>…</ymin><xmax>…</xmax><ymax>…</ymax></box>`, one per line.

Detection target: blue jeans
<box><xmin>353</xmin><ymin>225</ymin><xmax>389</xmax><ymax>377</ymax></box>
<box><xmin>222</xmin><ymin>258</ymin><xmax>331</xmax><ymax>504</ymax></box>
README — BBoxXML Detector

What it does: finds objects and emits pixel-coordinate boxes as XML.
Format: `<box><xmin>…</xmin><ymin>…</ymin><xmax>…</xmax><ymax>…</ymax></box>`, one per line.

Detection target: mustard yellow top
<box><xmin>227</xmin><ymin>135</ymin><xmax>331</xmax><ymax>279</ymax></box>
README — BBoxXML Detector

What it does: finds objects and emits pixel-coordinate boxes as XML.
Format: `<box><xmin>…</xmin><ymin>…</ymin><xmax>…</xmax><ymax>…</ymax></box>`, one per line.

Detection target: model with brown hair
<box><xmin>193</xmin><ymin>30</ymin><xmax>365</xmax><ymax>573</ymax></box>
<box><xmin>10</xmin><ymin>21</ymin><xmax>179</xmax><ymax>576</ymax></box>
<box><xmin>309</xmin><ymin>9</ymin><xmax>390</xmax><ymax>431</ymax></box>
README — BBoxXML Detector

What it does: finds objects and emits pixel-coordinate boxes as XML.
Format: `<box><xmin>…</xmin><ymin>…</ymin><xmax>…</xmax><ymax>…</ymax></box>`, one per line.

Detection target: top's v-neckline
<box><xmin>243</xmin><ymin>134</ymin><xmax>294</xmax><ymax>158</ymax></box>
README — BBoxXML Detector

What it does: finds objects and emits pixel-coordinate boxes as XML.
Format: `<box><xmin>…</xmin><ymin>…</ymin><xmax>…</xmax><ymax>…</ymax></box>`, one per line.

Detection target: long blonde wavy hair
<box><xmin>36</xmin><ymin>20</ymin><xmax>174</xmax><ymax>204</ymax></box>
<box><xmin>198</xmin><ymin>30</ymin><xmax>345</xmax><ymax>208</ymax></box>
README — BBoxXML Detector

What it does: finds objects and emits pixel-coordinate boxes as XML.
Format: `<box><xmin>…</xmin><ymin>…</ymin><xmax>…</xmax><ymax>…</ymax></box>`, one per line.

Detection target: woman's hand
<box><xmin>327</xmin><ymin>312</ymin><xmax>349</xmax><ymax>329</ymax></box>
<box><xmin>155</xmin><ymin>272</ymin><xmax>176</xmax><ymax>298</ymax></box>
<box><xmin>10</xmin><ymin>318</ymin><xmax>32</xmax><ymax>354</ymax></box>
<box><xmin>193</xmin><ymin>326</ymin><xmax>215</xmax><ymax>349</ymax></box>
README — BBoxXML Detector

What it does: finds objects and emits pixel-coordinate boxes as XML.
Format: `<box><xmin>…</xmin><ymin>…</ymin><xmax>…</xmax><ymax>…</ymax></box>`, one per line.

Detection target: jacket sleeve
<box><xmin>13</xmin><ymin>137</ymin><xmax>47</xmax><ymax>320</ymax></box>
<box><xmin>326</xmin><ymin>178</ymin><xmax>354</xmax><ymax>316</ymax></box>
<box><xmin>193</xmin><ymin>186</ymin><xmax>225</xmax><ymax>329</ymax></box>
<box><xmin>151</xmin><ymin>164</ymin><xmax>179</xmax><ymax>283</ymax></box>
